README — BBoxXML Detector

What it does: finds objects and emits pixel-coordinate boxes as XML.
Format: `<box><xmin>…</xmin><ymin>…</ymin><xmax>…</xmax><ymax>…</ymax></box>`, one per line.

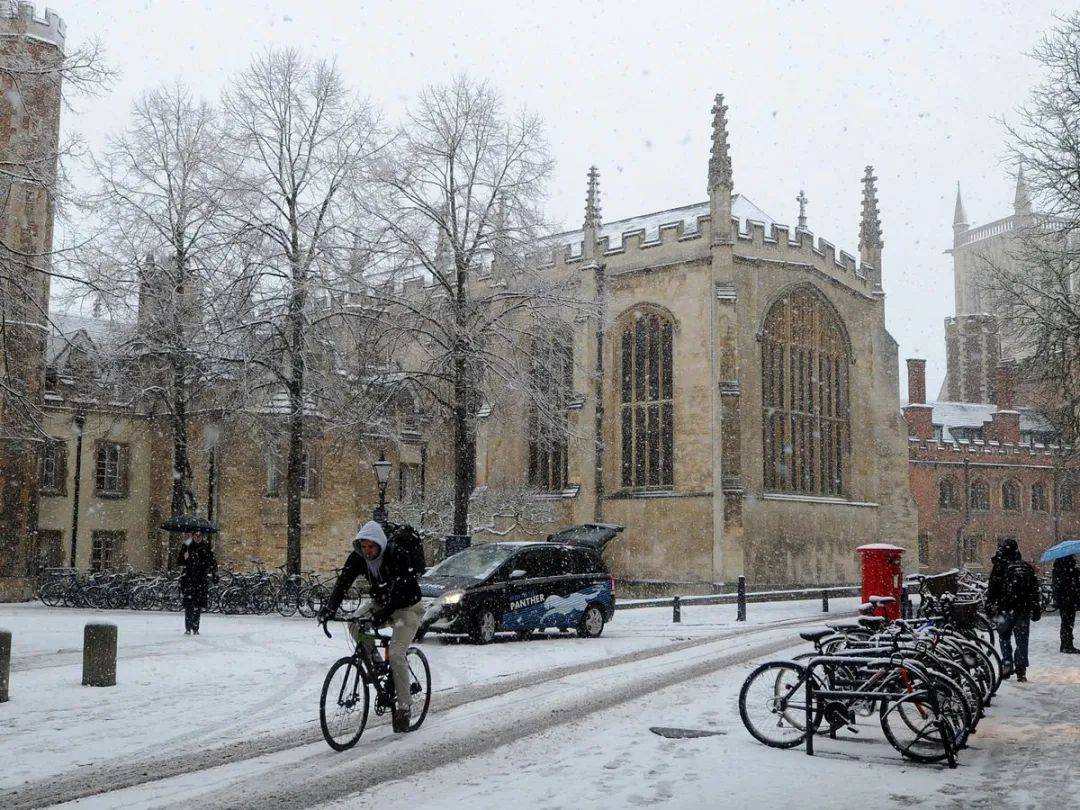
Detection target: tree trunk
<box><xmin>285</xmin><ymin>234</ymin><xmax>307</xmax><ymax>576</ymax></box>
<box><xmin>452</xmin><ymin>352</ymin><xmax>471</xmax><ymax>536</ymax></box>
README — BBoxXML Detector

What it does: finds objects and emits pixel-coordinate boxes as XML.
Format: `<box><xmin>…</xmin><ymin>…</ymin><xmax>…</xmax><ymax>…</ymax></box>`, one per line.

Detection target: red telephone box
<box><xmin>856</xmin><ymin>543</ymin><xmax>905</xmax><ymax>620</ymax></box>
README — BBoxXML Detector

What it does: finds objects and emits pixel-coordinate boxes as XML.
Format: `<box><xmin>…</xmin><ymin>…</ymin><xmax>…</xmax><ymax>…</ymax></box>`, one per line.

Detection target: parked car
<box><xmin>417</xmin><ymin>524</ymin><xmax>623</xmax><ymax>644</ymax></box>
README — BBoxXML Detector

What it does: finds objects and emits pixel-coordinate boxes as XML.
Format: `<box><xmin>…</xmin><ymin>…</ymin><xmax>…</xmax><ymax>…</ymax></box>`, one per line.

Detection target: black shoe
<box><xmin>392</xmin><ymin>707</ymin><xmax>411</xmax><ymax>733</ymax></box>
<box><xmin>1016</xmin><ymin>670</ymin><xmax>1027</xmax><ymax>683</ymax></box>
<box><xmin>1002</xmin><ymin>665</ymin><xmax>1014</xmax><ymax>680</ymax></box>
<box><xmin>193</xmin><ymin>629</ymin><xmax>199</xmax><ymax>635</ymax></box>
<box><xmin>1063</xmin><ymin>647</ymin><xmax>1080</xmax><ymax>654</ymax></box>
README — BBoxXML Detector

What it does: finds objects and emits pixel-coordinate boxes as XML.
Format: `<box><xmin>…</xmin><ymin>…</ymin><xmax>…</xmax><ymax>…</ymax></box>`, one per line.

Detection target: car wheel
<box><xmin>577</xmin><ymin>604</ymin><xmax>605</xmax><ymax>638</ymax></box>
<box><xmin>470</xmin><ymin>609</ymin><xmax>496</xmax><ymax>644</ymax></box>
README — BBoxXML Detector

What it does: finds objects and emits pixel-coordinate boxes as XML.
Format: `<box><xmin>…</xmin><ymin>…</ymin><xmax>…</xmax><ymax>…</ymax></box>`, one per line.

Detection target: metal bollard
<box><xmin>82</xmin><ymin>622</ymin><xmax>117</xmax><ymax>687</ymax></box>
<box><xmin>736</xmin><ymin>576</ymin><xmax>747</xmax><ymax>622</ymax></box>
<box><xmin>0</xmin><ymin>628</ymin><xmax>10</xmax><ymax>703</ymax></box>
<box><xmin>672</xmin><ymin>595</ymin><xmax>681</xmax><ymax>623</ymax></box>
<box><xmin>822</xmin><ymin>589</ymin><xmax>829</xmax><ymax>613</ymax></box>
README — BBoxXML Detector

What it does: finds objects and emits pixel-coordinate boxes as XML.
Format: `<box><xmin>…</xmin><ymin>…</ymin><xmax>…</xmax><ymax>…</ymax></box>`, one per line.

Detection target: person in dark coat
<box><xmin>986</xmin><ymin>538</ymin><xmax>1041</xmax><ymax>681</ymax></box>
<box><xmin>319</xmin><ymin>521</ymin><xmax>424</xmax><ymax>733</ymax></box>
<box><xmin>178</xmin><ymin>532</ymin><xmax>218</xmax><ymax>635</ymax></box>
<box><xmin>1051</xmin><ymin>555</ymin><xmax>1080</xmax><ymax>654</ymax></box>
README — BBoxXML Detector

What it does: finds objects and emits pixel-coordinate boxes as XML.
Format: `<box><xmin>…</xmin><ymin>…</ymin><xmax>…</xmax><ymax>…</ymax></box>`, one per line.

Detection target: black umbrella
<box><xmin>161</xmin><ymin>514</ymin><xmax>218</xmax><ymax>534</ymax></box>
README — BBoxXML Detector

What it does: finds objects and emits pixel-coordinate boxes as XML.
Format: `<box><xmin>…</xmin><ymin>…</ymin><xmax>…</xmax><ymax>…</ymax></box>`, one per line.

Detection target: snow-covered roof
<box><xmin>554</xmin><ymin>194</ymin><xmax>777</xmax><ymax>252</ymax></box>
<box><xmin>927</xmin><ymin>400</ymin><xmax>1054</xmax><ymax>440</ymax></box>
<box><xmin>46</xmin><ymin>312</ymin><xmax>131</xmax><ymax>364</ymax></box>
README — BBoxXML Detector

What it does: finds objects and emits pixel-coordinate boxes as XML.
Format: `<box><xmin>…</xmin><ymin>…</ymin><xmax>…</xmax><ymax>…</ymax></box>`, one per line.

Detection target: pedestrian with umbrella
<box><xmin>164</xmin><ymin>515</ymin><xmax>219</xmax><ymax>635</ymax></box>
<box><xmin>1042</xmin><ymin>540</ymin><xmax>1080</xmax><ymax>654</ymax></box>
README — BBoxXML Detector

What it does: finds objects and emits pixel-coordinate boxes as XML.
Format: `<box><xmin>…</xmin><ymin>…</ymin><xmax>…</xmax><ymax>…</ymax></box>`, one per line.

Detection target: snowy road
<box><xmin>0</xmin><ymin>597</ymin><xmax>853</xmax><ymax>807</ymax></box>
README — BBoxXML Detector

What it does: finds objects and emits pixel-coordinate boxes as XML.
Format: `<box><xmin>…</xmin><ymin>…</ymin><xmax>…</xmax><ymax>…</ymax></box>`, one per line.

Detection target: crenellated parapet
<box><xmin>0</xmin><ymin>2</ymin><xmax>65</xmax><ymax>49</ymax></box>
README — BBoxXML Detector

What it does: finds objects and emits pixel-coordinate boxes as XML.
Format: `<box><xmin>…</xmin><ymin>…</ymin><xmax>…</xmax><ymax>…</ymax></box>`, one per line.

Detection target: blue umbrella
<box><xmin>1040</xmin><ymin>540</ymin><xmax>1080</xmax><ymax>563</ymax></box>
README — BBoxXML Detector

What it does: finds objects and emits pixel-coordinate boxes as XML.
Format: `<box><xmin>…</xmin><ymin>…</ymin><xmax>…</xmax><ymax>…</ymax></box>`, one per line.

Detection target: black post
<box><xmin>822</xmin><ymin>589</ymin><xmax>829</xmax><ymax>613</ymax></box>
<box><xmin>804</xmin><ymin>664</ymin><xmax>815</xmax><ymax>756</ymax></box>
<box><xmin>736</xmin><ymin>575</ymin><xmax>746</xmax><ymax>622</ymax></box>
<box><xmin>68</xmin><ymin>409</ymin><xmax>86</xmax><ymax>568</ymax></box>
<box><xmin>672</xmin><ymin>595</ymin><xmax>681</xmax><ymax>623</ymax></box>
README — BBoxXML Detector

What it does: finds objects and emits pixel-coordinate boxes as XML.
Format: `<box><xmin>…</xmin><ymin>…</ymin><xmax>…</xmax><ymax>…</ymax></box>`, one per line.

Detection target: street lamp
<box><xmin>372</xmin><ymin>453</ymin><xmax>392</xmax><ymax>524</ymax></box>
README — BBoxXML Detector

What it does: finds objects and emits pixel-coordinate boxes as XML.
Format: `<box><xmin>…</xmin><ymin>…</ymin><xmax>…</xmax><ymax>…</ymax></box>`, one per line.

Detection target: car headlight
<box><xmin>440</xmin><ymin>590</ymin><xmax>464</xmax><ymax>606</ymax></box>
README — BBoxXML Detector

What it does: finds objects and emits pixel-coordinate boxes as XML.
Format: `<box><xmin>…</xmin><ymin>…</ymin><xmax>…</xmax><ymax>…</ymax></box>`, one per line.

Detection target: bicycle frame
<box><xmin>800</xmin><ymin>655</ymin><xmax>957</xmax><ymax>767</ymax></box>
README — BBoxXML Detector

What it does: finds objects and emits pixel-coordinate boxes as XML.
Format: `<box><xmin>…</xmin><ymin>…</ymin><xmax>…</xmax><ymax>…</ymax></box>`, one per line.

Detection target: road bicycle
<box><xmin>319</xmin><ymin>613</ymin><xmax>432</xmax><ymax>751</ymax></box>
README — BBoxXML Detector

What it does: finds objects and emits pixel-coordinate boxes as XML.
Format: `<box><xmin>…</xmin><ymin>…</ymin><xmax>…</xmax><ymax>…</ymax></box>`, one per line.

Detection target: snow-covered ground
<box><xmin>0</xmin><ymin>596</ymin><xmax>853</xmax><ymax>803</ymax></box>
<box><xmin>5</xmin><ymin>599</ymin><xmax>1076</xmax><ymax>809</ymax></box>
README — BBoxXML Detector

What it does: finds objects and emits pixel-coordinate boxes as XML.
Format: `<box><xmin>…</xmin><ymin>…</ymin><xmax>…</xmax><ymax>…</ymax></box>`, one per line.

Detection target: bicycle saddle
<box><xmin>799</xmin><ymin>629</ymin><xmax>834</xmax><ymax>643</ymax></box>
<box><xmin>868</xmin><ymin>595</ymin><xmax>896</xmax><ymax>606</ymax></box>
<box><xmin>858</xmin><ymin>616</ymin><xmax>887</xmax><ymax>628</ymax></box>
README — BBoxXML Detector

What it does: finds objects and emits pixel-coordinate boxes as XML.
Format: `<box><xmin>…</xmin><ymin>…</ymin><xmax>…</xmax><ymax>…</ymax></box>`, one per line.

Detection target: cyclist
<box><xmin>319</xmin><ymin>520</ymin><xmax>424</xmax><ymax>732</ymax></box>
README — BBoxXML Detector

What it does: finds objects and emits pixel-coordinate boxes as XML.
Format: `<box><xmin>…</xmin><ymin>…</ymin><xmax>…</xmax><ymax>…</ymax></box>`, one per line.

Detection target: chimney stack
<box><xmin>906</xmin><ymin>358</ymin><xmax>926</xmax><ymax>405</ymax></box>
<box><xmin>986</xmin><ymin>364</ymin><xmax>1020</xmax><ymax>444</ymax></box>
<box><xmin>902</xmin><ymin>357</ymin><xmax>933</xmax><ymax>441</ymax></box>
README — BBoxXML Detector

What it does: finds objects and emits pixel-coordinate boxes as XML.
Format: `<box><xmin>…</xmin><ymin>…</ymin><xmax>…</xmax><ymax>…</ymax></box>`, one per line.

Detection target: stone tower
<box><xmin>0</xmin><ymin>2</ymin><xmax>65</xmax><ymax>590</ymax></box>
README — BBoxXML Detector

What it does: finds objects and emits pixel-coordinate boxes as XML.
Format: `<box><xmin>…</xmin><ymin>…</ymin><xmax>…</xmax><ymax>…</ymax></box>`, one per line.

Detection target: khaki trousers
<box><xmin>350</xmin><ymin>601</ymin><xmax>424</xmax><ymax>711</ymax></box>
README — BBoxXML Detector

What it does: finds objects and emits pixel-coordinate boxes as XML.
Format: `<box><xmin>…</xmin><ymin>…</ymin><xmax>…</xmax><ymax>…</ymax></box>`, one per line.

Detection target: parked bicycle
<box><xmin>318</xmin><ymin>614</ymin><xmax>432</xmax><ymax>751</ymax></box>
<box><xmin>739</xmin><ymin>593</ymin><xmax>999</xmax><ymax>768</ymax></box>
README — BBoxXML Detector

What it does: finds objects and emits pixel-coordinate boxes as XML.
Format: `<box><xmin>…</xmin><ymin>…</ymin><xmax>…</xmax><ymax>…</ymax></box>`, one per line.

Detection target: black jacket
<box><xmin>987</xmin><ymin>553</ymin><xmax>1041</xmax><ymax>619</ymax></box>
<box><xmin>1052</xmin><ymin>558</ymin><xmax>1080</xmax><ymax>611</ymax></box>
<box><xmin>324</xmin><ymin>539</ymin><xmax>421</xmax><ymax>624</ymax></box>
<box><xmin>178</xmin><ymin>540</ymin><xmax>218</xmax><ymax>607</ymax></box>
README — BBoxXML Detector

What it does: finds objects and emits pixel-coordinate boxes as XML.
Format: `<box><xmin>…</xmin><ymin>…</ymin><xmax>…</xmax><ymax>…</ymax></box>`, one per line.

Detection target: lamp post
<box><xmin>372</xmin><ymin>453</ymin><xmax>392</xmax><ymax>525</ymax></box>
<box><xmin>68</xmin><ymin>406</ymin><xmax>87</xmax><ymax>568</ymax></box>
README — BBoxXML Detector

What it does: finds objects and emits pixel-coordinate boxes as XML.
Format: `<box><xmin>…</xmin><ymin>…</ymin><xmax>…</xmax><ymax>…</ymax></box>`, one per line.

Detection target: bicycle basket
<box><xmin>946</xmin><ymin>600</ymin><xmax>981</xmax><ymax>630</ymax></box>
<box><xmin>922</xmin><ymin>570</ymin><xmax>959</xmax><ymax>597</ymax></box>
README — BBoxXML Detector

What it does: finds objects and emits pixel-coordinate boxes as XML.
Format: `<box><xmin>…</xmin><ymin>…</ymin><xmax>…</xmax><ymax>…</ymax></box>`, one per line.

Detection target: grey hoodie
<box><xmin>353</xmin><ymin>521</ymin><xmax>388</xmax><ymax>580</ymax></box>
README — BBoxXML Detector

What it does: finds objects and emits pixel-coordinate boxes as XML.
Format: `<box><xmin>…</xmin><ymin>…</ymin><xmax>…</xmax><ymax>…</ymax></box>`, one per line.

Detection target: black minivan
<box><xmin>417</xmin><ymin>524</ymin><xmax>622</xmax><ymax>644</ymax></box>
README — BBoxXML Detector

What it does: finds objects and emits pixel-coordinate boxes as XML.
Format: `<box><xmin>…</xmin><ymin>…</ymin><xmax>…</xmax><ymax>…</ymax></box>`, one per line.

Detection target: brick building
<box><xmin>904</xmin><ymin>359</ymin><xmax>1076</xmax><ymax>573</ymax></box>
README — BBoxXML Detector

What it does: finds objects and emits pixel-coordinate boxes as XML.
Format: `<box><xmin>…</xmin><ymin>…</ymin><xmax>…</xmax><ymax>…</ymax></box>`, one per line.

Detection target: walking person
<box><xmin>986</xmin><ymin>538</ymin><xmax>1041</xmax><ymax>682</ymax></box>
<box><xmin>1052</xmin><ymin>555</ymin><xmax>1080</xmax><ymax>654</ymax></box>
<box><xmin>178</xmin><ymin>531</ymin><xmax>218</xmax><ymax>635</ymax></box>
<box><xmin>319</xmin><ymin>520</ymin><xmax>425</xmax><ymax>733</ymax></box>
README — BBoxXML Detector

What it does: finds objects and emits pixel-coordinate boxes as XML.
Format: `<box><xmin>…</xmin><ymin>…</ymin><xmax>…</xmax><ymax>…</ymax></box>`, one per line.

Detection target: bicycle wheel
<box><xmin>298</xmin><ymin>586</ymin><xmax>324</xmax><ymax>619</ymax></box>
<box><xmin>276</xmin><ymin>586</ymin><xmax>298</xmax><ymax>617</ymax></box>
<box><xmin>320</xmin><ymin>656</ymin><xmax>370</xmax><ymax>751</ymax></box>
<box><xmin>404</xmin><ymin>647</ymin><xmax>432</xmax><ymax>731</ymax></box>
<box><xmin>739</xmin><ymin>661</ymin><xmax>820</xmax><ymax>749</ymax></box>
<box><xmin>879</xmin><ymin>674</ymin><xmax>967</xmax><ymax>764</ymax></box>
<box><xmin>39</xmin><ymin>580</ymin><xmax>65</xmax><ymax>607</ymax></box>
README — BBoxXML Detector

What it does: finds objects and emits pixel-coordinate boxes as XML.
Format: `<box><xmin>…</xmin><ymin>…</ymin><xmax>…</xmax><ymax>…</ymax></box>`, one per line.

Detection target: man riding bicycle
<box><xmin>319</xmin><ymin>520</ymin><xmax>425</xmax><ymax>732</ymax></box>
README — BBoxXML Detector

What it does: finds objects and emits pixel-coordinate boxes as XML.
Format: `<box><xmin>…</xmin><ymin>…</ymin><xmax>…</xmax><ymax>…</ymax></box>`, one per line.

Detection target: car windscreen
<box><xmin>426</xmin><ymin>544</ymin><xmax>520</xmax><ymax>580</ymax></box>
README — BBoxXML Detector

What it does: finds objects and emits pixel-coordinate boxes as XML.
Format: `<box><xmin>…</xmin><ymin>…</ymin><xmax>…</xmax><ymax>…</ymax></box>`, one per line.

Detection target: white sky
<box><xmin>53</xmin><ymin>0</ymin><xmax>1067</xmax><ymax>399</ymax></box>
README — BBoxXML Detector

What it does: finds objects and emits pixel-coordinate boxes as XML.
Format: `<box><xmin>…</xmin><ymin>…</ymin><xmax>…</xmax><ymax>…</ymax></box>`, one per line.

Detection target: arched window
<box><xmin>938</xmin><ymin>477</ymin><xmax>958</xmax><ymax>510</ymax></box>
<box><xmin>1032</xmin><ymin>482</ymin><xmax>1049</xmax><ymax>512</ymax></box>
<box><xmin>1002</xmin><ymin>479</ymin><xmax>1021</xmax><ymax>512</ymax></box>
<box><xmin>528</xmin><ymin>330</ymin><xmax>573</xmax><ymax>492</ymax></box>
<box><xmin>1061</xmin><ymin>480</ymin><xmax>1075</xmax><ymax>513</ymax></box>
<box><xmin>620</xmin><ymin>309</ymin><xmax>674</xmax><ymax>489</ymax></box>
<box><xmin>761</xmin><ymin>287</ymin><xmax>850</xmax><ymax>496</ymax></box>
<box><xmin>969</xmin><ymin>479</ymin><xmax>989</xmax><ymax>512</ymax></box>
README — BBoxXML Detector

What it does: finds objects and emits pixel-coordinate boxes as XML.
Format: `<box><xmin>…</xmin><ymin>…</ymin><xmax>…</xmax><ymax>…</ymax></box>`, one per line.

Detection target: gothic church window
<box><xmin>620</xmin><ymin>310</ymin><xmax>674</xmax><ymax>490</ymax></box>
<box><xmin>1002</xmin><ymin>479</ymin><xmax>1021</xmax><ymax>512</ymax></box>
<box><xmin>761</xmin><ymin>287</ymin><xmax>849</xmax><ymax>496</ymax></box>
<box><xmin>1032</xmin><ymin>482</ymin><xmax>1048</xmax><ymax>512</ymax></box>
<box><xmin>1061</xmin><ymin>480</ymin><xmax>1075</xmax><ymax>512</ymax></box>
<box><xmin>528</xmin><ymin>330</ymin><xmax>573</xmax><ymax>492</ymax></box>
<box><xmin>41</xmin><ymin>438</ymin><xmax>68</xmax><ymax>496</ymax></box>
<box><xmin>969</xmin><ymin>479</ymin><xmax>989</xmax><ymax>512</ymax></box>
<box><xmin>939</xmin><ymin>477</ymin><xmax>958</xmax><ymax>510</ymax></box>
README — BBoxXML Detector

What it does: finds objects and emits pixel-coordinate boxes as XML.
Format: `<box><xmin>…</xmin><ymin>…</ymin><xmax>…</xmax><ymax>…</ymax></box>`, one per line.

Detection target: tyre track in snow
<box><xmin>2</xmin><ymin>612</ymin><xmax>838</xmax><ymax>809</ymax></box>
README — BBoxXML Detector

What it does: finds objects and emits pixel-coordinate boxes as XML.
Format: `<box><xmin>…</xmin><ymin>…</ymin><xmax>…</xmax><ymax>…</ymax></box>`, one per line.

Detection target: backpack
<box><xmin>387</xmin><ymin>523</ymin><xmax>427</xmax><ymax>575</ymax></box>
<box><xmin>1000</xmin><ymin>560</ymin><xmax>1033</xmax><ymax>611</ymax></box>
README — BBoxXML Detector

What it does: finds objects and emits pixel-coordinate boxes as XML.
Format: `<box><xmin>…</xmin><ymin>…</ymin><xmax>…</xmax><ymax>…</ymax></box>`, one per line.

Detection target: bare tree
<box><xmin>218</xmin><ymin>48</ymin><xmax>385</xmax><ymax>573</ymax></box>
<box><xmin>85</xmin><ymin>83</ymin><xmax>228</xmax><ymax>525</ymax></box>
<box><xmin>365</xmin><ymin>77</ymin><xmax>582</xmax><ymax>539</ymax></box>
<box><xmin>983</xmin><ymin>13</ymin><xmax>1080</xmax><ymax>444</ymax></box>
